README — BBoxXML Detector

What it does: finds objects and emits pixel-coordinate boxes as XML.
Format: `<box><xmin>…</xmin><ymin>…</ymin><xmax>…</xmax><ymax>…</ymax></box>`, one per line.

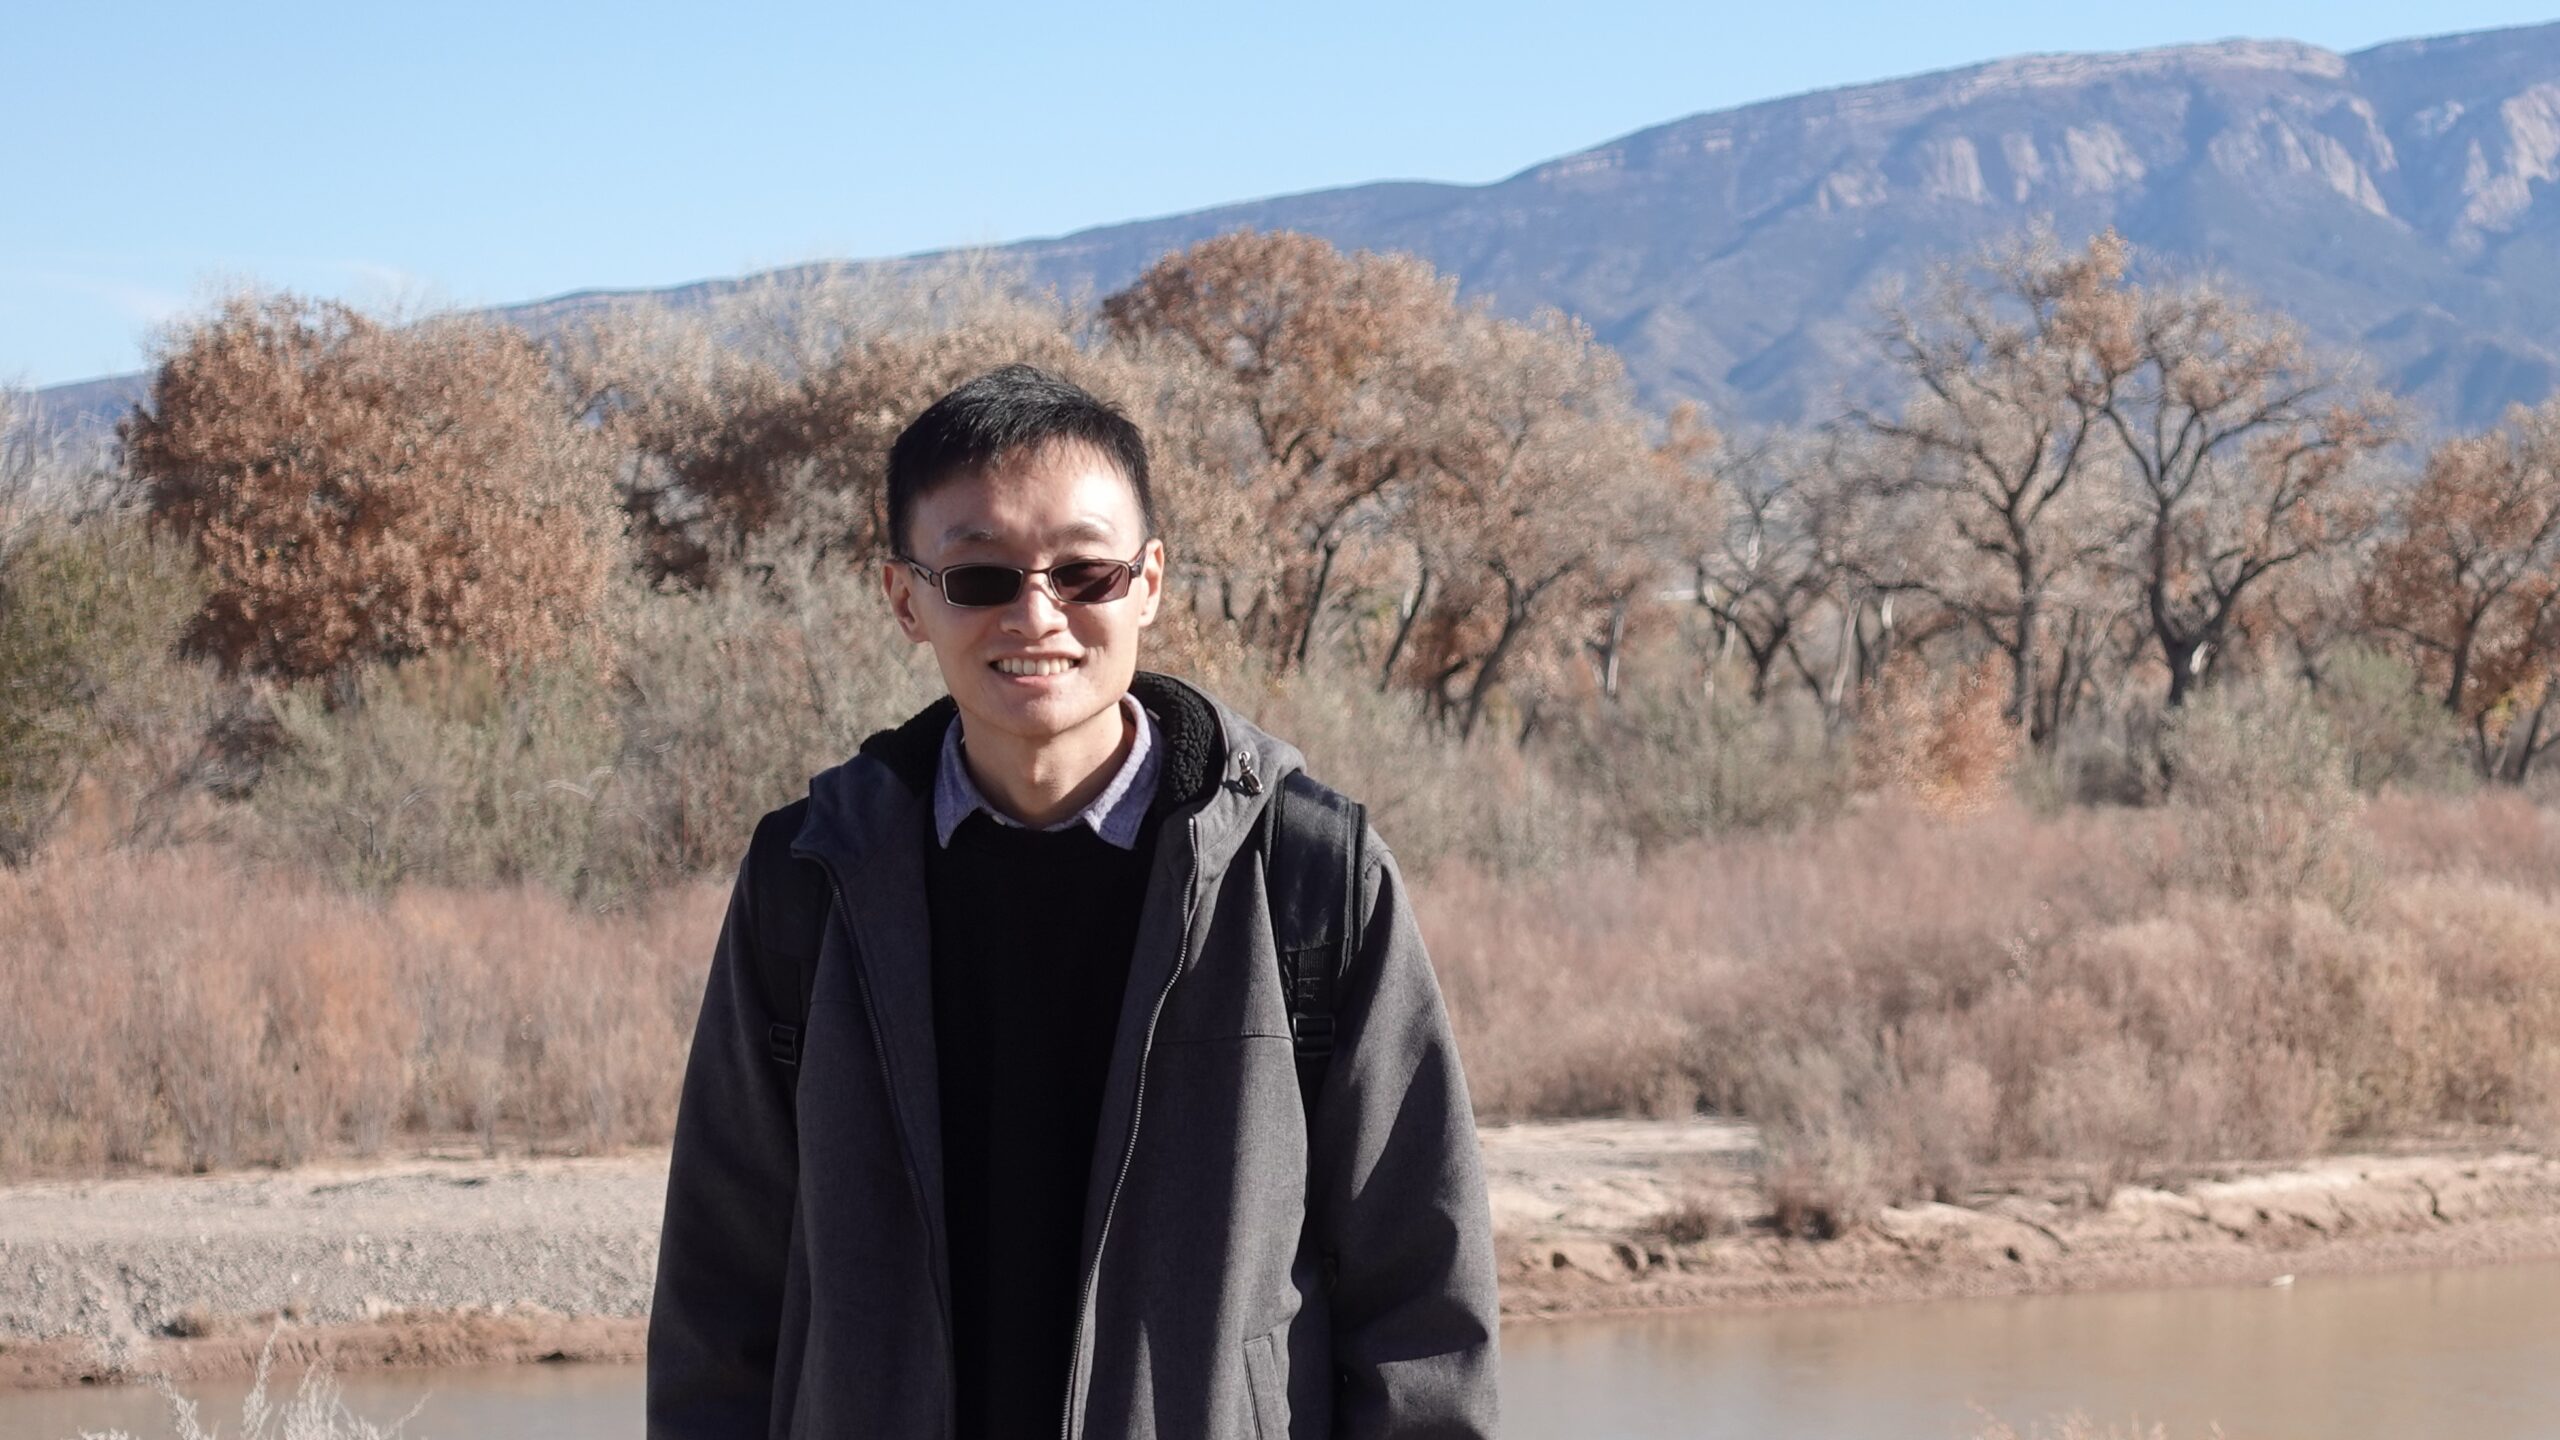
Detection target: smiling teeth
<box><xmin>996</xmin><ymin>657</ymin><xmax>1078</xmax><ymax>676</ymax></box>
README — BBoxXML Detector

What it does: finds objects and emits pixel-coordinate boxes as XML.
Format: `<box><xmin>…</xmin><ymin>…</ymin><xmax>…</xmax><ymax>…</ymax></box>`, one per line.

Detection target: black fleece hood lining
<box><xmin>854</xmin><ymin>671</ymin><xmax>1224</xmax><ymax>821</ymax></box>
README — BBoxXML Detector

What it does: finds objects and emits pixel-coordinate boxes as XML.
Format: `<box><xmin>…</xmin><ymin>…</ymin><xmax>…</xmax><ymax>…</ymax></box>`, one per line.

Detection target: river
<box><xmin>12</xmin><ymin>1260</ymin><xmax>2557</xmax><ymax>1438</ymax></box>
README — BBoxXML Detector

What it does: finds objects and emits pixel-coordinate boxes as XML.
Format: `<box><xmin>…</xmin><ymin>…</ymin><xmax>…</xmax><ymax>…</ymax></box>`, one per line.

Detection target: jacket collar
<box><xmin>796</xmin><ymin>670</ymin><xmax>1302</xmax><ymax>879</ymax></box>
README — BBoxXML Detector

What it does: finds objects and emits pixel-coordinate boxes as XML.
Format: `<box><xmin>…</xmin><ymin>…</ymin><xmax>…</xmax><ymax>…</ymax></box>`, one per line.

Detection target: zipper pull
<box><xmin>1234</xmin><ymin>748</ymin><xmax>1264</xmax><ymax>796</ymax></box>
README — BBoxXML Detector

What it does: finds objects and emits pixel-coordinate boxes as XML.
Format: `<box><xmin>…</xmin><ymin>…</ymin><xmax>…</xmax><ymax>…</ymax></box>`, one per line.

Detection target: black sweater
<box><xmin>925</xmin><ymin>810</ymin><xmax>1160</xmax><ymax>1439</ymax></box>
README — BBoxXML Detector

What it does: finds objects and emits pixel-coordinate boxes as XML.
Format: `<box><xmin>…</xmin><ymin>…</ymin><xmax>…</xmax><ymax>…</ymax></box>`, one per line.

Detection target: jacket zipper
<box><xmin>1059</xmin><ymin>813</ymin><xmax>1204</xmax><ymax>1440</ymax></box>
<box><xmin>818</xmin><ymin>867</ymin><xmax>959</xmax><ymax>1440</ymax></box>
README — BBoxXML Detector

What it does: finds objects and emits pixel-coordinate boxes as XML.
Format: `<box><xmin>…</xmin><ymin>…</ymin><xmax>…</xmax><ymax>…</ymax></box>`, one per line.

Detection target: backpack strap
<box><xmin>744</xmin><ymin>800</ymin><xmax>828</xmax><ymax>1086</ymax></box>
<box><xmin>1261</xmin><ymin>769</ymin><xmax>1367</xmax><ymax>1113</ymax></box>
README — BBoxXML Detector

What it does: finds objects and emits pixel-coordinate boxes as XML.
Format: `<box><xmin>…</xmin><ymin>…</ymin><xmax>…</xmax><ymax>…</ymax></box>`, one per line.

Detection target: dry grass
<box><xmin>0</xmin><ymin>844</ymin><xmax>719</xmax><ymax>1176</ymax></box>
<box><xmin>1427</xmin><ymin>790</ymin><xmax>2560</xmax><ymax>1217</ymax></box>
<box><xmin>12</xmin><ymin>750</ymin><xmax>2560</xmax><ymax>1207</ymax></box>
<box><xmin>73</xmin><ymin>1323</ymin><xmax>423</xmax><ymax>1440</ymax></box>
<box><xmin>1971</xmin><ymin>1418</ymin><xmax>2220</xmax><ymax>1440</ymax></box>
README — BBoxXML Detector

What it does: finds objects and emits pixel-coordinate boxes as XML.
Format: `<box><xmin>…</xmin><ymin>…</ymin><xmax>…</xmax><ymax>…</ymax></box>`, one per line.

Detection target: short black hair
<box><xmin>885</xmin><ymin>364</ymin><xmax>1154</xmax><ymax>557</ymax></box>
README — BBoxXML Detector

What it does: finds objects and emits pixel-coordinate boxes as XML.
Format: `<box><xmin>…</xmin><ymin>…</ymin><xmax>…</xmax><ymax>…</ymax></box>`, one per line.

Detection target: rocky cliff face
<box><xmin>46</xmin><ymin>22</ymin><xmax>2560</xmax><ymax>436</ymax></box>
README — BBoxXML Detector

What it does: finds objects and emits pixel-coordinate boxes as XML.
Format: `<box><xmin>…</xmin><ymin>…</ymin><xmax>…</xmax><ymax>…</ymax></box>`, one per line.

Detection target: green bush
<box><xmin>1557</xmin><ymin>673</ymin><xmax>1851</xmax><ymax>849</ymax></box>
<box><xmin>251</xmin><ymin>647</ymin><xmax>626</xmax><ymax>897</ymax></box>
<box><xmin>2155</xmin><ymin>675</ymin><xmax>2371</xmax><ymax>912</ymax></box>
<box><xmin>2310</xmin><ymin>643</ymin><xmax>2472</xmax><ymax>795</ymax></box>
<box><xmin>0</xmin><ymin>516</ymin><xmax>206</xmax><ymax>863</ymax></box>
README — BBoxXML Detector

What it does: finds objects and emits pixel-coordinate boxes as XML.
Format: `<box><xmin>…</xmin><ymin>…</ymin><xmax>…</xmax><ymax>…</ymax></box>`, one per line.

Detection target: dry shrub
<box><xmin>1639</xmin><ymin>1188</ymin><xmax>1737</xmax><ymax>1245</ymax></box>
<box><xmin>1558</xmin><ymin>671</ymin><xmax>1851</xmax><ymax>848</ymax></box>
<box><xmin>2363</xmin><ymin>786</ymin><xmax>2560</xmax><ymax>894</ymax></box>
<box><xmin>382</xmin><ymin>879</ymin><xmax>711</xmax><ymax>1152</ymax></box>
<box><xmin>2378</xmin><ymin>876</ymin><xmax>2560</xmax><ymax>1126</ymax></box>
<box><xmin>241</xmin><ymin>559</ymin><xmax>940</xmax><ymax>905</ymax></box>
<box><xmin>1414</xmin><ymin>860</ymin><xmax>1699</xmax><ymax>1117</ymax></box>
<box><xmin>1414</xmin><ymin>785</ymin><xmax>2560</xmax><ymax>1216</ymax></box>
<box><xmin>1856</xmin><ymin>651</ymin><xmax>2022</xmax><ymax>817</ymax></box>
<box><xmin>2153</xmin><ymin>676</ymin><xmax>2371</xmax><ymax>911</ymax></box>
<box><xmin>0</xmin><ymin>844</ymin><xmax>719</xmax><ymax>1177</ymax></box>
<box><xmin>2311</xmin><ymin>642</ymin><xmax>2473</xmax><ymax>794</ymax></box>
<box><xmin>604</xmin><ymin>555</ymin><xmax>941</xmax><ymax>882</ymax></box>
<box><xmin>1746</xmin><ymin>1046</ymin><xmax>1892</xmax><ymax>1235</ymax></box>
<box><xmin>1219</xmin><ymin>658</ymin><xmax>1625</xmax><ymax>878</ymax></box>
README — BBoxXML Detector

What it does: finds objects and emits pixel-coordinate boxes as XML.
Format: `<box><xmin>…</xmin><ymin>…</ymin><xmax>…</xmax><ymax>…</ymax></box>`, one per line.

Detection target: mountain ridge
<box><xmin>39</xmin><ymin>20</ymin><xmax>2560</xmax><ymax>440</ymax></box>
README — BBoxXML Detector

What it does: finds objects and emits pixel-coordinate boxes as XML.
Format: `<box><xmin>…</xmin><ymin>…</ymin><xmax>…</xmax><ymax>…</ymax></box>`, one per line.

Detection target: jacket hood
<box><xmin>795</xmin><ymin>670</ymin><xmax>1307</xmax><ymax>877</ymax></box>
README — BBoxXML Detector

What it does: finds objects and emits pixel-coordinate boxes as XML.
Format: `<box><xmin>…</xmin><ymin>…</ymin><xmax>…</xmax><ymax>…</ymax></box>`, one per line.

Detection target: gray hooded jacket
<box><xmin>647</xmin><ymin>672</ymin><xmax>1500</xmax><ymax>1439</ymax></box>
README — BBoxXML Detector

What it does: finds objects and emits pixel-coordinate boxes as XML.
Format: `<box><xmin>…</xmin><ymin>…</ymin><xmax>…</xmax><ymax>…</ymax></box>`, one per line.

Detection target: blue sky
<box><xmin>8</xmin><ymin>1</ymin><xmax>2555</xmax><ymax>386</ymax></box>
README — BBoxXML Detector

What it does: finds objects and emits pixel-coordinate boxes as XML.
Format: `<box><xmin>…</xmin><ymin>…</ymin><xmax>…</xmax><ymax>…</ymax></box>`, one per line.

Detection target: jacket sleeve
<box><xmin>1308</xmin><ymin>832</ymin><xmax>1500</xmax><ymax>1439</ymax></box>
<box><xmin>647</xmin><ymin>842</ymin><xmax>801</xmax><ymax>1439</ymax></box>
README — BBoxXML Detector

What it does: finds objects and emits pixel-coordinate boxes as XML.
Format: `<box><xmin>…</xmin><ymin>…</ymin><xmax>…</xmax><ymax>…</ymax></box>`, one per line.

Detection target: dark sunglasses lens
<box><xmin>941</xmin><ymin>565</ymin><xmax>1025</xmax><ymax>607</ymax></box>
<box><xmin>1051</xmin><ymin>560</ymin><xmax>1133</xmax><ymax>604</ymax></box>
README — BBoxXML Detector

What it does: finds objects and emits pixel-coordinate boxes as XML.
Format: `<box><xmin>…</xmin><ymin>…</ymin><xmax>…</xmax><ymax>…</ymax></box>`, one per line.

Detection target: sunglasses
<box><xmin>900</xmin><ymin>546</ymin><xmax>1149</xmax><ymax>608</ymax></box>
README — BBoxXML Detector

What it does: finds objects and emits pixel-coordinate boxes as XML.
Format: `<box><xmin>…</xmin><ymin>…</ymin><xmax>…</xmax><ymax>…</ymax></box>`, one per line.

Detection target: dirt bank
<box><xmin>5</xmin><ymin>1121</ymin><xmax>2558</xmax><ymax>1391</ymax></box>
<box><xmin>1480</xmin><ymin>1120</ymin><xmax>2560</xmax><ymax>1317</ymax></box>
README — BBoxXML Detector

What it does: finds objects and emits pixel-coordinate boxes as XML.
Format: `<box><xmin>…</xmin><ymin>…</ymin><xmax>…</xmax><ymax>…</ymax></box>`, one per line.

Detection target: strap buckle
<box><xmin>1291</xmin><ymin>1013</ymin><xmax>1336</xmax><ymax>1058</ymax></box>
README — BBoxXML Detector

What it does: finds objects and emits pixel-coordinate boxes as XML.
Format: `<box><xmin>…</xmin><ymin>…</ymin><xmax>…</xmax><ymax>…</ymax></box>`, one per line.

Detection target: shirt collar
<box><xmin>933</xmin><ymin>692</ymin><xmax>1159</xmax><ymax>850</ymax></box>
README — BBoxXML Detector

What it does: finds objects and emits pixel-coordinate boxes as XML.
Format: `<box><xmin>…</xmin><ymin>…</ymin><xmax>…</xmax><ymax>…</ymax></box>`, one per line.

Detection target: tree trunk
<box><xmin>2164</xmin><ymin>637</ymin><xmax>2204</xmax><ymax>709</ymax></box>
<box><xmin>1590</xmin><ymin>595</ymin><xmax>1629</xmax><ymax>701</ymax></box>
<box><xmin>2011</xmin><ymin>577</ymin><xmax>2042</xmax><ymax>740</ymax></box>
<box><xmin>1378</xmin><ymin>564</ymin><xmax>1431</xmax><ymax>693</ymax></box>
<box><xmin>1461</xmin><ymin>596</ymin><xmax>1535</xmax><ymax>741</ymax></box>
<box><xmin>1291</xmin><ymin>535</ymin><xmax>1342</xmax><ymax>670</ymax></box>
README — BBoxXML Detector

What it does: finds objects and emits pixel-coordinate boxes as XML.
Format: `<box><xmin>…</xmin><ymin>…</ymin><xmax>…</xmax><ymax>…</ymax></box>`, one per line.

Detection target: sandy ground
<box><xmin>5</xmin><ymin>1121</ymin><xmax>2559</xmax><ymax>1391</ymax></box>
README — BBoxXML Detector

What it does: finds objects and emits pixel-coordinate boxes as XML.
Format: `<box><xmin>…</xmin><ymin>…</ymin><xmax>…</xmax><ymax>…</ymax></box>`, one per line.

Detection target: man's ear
<box><xmin>1134</xmin><ymin>537</ymin><xmax>1167</xmax><ymax>629</ymax></box>
<box><xmin>883</xmin><ymin>561</ymin><xmax>931</xmax><ymax>644</ymax></box>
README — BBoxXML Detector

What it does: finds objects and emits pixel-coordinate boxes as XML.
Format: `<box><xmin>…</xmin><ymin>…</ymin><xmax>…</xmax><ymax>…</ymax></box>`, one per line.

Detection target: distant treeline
<box><xmin>0</xmin><ymin>226</ymin><xmax>2550</xmax><ymax>889</ymax></box>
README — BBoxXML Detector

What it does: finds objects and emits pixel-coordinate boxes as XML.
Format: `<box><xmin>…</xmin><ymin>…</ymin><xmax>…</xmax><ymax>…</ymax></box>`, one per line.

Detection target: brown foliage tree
<box><xmin>2365</xmin><ymin>398</ymin><xmax>2560</xmax><ymax>780</ymax></box>
<box><xmin>568</xmin><ymin>263</ymin><xmax>1079</xmax><ymax>584</ymax></box>
<box><xmin>1398</xmin><ymin>308</ymin><xmax>1658</xmax><ymax>738</ymax></box>
<box><xmin>124</xmin><ymin>295</ymin><xmax>619</xmax><ymax>688</ymax></box>
<box><xmin>1103</xmin><ymin>230</ymin><xmax>1454</xmax><ymax>665</ymax></box>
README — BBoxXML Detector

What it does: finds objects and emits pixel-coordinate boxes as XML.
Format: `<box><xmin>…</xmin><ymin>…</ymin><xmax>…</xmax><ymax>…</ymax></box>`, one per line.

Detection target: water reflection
<box><xmin>1503</xmin><ymin>1259</ymin><xmax>2560</xmax><ymax>1438</ymax></box>
<box><xmin>10</xmin><ymin>1260</ymin><xmax>2558</xmax><ymax>1439</ymax></box>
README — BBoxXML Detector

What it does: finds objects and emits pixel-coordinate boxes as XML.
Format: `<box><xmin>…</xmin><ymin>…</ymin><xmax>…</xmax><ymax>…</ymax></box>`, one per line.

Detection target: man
<box><xmin>648</xmin><ymin>364</ymin><xmax>1499</xmax><ymax>1439</ymax></box>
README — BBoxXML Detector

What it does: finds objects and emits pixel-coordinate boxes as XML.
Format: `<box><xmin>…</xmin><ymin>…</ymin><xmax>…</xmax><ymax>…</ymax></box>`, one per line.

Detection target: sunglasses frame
<box><xmin>900</xmin><ymin>544</ymin><xmax>1151</xmax><ymax>609</ymax></box>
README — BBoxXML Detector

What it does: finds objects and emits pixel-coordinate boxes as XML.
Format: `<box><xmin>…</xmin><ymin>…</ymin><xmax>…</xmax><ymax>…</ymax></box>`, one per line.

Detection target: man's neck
<box><xmin>959</xmin><ymin>697</ymin><xmax>1135</xmax><ymax>830</ymax></box>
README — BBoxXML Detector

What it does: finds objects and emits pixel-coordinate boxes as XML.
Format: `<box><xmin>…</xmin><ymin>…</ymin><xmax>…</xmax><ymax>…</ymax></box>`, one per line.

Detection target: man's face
<box><xmin>884</xmin><ymin>442</ymin><xmax>1164</xmax><ymax>754</ymax></box>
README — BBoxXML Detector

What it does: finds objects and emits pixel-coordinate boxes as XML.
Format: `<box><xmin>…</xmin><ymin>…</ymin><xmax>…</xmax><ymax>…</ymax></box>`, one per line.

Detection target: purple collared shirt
<box><xmin>932</xmin><ymin>692</ymin><xmax>1160</xmax><ymax>850</ymax></box>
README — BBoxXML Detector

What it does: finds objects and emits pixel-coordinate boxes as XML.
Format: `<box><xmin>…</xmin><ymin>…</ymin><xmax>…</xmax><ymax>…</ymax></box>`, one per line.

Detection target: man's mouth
<box><xmin>993</xmin><ymin>656</ymin><xmax>1081</xmax><ymax>677</ymax></box>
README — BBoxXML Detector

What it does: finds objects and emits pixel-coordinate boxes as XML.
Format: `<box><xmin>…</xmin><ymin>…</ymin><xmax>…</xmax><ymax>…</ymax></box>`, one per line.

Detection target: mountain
<box><xmin>41</xmin><ymin>21</ymin><xmax>2560</xmax><ymax>438</ymax></box>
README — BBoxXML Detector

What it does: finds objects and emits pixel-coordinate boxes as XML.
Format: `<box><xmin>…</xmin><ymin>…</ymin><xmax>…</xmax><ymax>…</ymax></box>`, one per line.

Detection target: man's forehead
<box><xmin>935</xmin><ymin>514</ymin><xmax>1125</xmax><ymax>549</ymax></box>
<box><xmin>918</xmin><ymin>448</ymin><xmax>1143</xmax><ymax>551</ymax></box>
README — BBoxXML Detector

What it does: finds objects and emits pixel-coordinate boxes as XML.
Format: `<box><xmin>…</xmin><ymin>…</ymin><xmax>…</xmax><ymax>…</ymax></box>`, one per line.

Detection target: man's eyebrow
<box><xmin>937</xmin><ymin>517</ymin><xmax>1126</xmax><ymax>548</ymax></box>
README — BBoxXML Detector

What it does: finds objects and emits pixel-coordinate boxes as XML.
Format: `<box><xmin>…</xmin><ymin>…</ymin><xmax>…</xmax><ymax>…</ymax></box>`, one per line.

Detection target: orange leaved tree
<box><xmin>123</xmin><ymin>295</ymin><xmax>619</xmax><ymax>693</ymax></box>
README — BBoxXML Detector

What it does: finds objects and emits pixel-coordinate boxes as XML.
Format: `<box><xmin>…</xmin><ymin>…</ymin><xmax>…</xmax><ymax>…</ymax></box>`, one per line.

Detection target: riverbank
<box><xmin>4</xmin><ymin>1119</ymin><xmax>2556</xmax><ymax>1392</ymax></box>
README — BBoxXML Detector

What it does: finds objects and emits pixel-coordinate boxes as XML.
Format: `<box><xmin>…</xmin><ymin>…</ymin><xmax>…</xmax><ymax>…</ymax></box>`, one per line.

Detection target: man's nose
<box><xmin>1000</xmin><ymin>574</ymin><xmax>1069</xmax><ymax>634</ymax></box>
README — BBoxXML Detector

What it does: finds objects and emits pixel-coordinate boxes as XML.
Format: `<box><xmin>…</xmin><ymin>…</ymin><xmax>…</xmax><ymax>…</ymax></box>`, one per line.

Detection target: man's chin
<box><xmin>960</xmin><ymin>678</ymin><xmax>1118</xmax><ymax>743</ymax></box>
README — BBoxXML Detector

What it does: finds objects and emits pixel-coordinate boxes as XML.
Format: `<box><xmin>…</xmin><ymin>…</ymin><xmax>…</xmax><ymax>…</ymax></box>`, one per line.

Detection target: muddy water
<box><xmin>13</xmin><ymin>1260</ymin><xmax>2560</xmax><ymax>1438</ymax></box>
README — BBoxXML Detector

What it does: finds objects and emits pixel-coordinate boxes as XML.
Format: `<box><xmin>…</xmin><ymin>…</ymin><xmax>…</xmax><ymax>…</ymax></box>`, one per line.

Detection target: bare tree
<box><xmin>1856</xmin><ymin>231</ymin><xmax>2140</xmax><ymax>742</ymax></box>
<box><xmin>2082</xmin><ymin>274</ymin><xmax>2396</xmax><ymax>707</ymax></box>
<box><xmin>1684</xmin><ymin>432</ymin><xmax>1841</xmax><ymax>705</ymax></box>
